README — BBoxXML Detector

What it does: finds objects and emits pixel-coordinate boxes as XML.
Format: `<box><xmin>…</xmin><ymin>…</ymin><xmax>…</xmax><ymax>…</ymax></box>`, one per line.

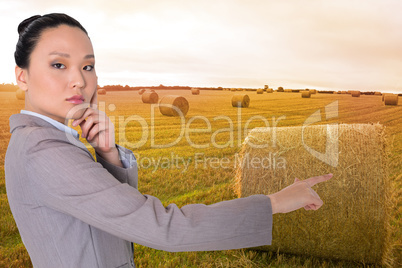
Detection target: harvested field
<box><xmin>0</xmin><ymin>90</ymin><xmax>401</xmax><ymax>267</ymax></box>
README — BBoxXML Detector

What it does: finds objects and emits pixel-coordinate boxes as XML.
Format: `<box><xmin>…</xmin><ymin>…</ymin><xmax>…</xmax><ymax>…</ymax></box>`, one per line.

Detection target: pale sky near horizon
<box><xmin>0</xmin><ymin>0</ymin><xmax>401</xmax><ymax>93</ymax></box>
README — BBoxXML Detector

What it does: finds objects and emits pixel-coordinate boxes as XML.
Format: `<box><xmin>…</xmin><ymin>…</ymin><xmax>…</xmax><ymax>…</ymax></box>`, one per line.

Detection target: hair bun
<box><xmin>17</xmin><ymin>15</ymin><xmax>41</xmax><ymax>35</ymax></box>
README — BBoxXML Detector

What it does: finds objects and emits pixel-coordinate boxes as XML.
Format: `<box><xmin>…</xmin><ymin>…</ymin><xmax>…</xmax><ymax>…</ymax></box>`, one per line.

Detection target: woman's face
<box><xmin>17</xmin><ymin>24</ymin><xmax>97</xmax><ymax>123</ymax></box>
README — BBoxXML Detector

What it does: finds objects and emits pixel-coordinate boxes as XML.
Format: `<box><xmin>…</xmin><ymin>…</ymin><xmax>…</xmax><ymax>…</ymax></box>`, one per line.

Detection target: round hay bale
<box><xmin>16</xmin><ymin>88</ymin><xmax>25</xmax><ymax>100</ymax></box>
<box><xmin>231</xmin><ymin>94</ymin><xmax>250</xmax><ymax>108</ymax></box>
<box><xmin>256</xmin><ymin>88</ymin><xmax>264</xmax><ymax>94</ymax></box>
<box><xmin>97</xmin><ymin>88</ymin><xmax>106</xmax><ymax>95</ymax></box>
<box><xmin>159</xmin><ymin>95</ymin><xmax>189</xmax><ymax>117</ymax></box>
<box><xmin>264</xmin><ymin>85</ymin><xmax>269</xmax><ymax>89</ymax></box>
<box><xmin>191</xmin><ymin>88</ymin><xmax>200</xmax><ymax>95</ymax></box>
<box><xmin>384</xmin><ymin>94</ymin><xmax>398</xmax><ymax>105</ymax></box>
<box><xmin>142</xmin><ymin>91</ymin><xmax>159</xmax><ymax>104</ymax></box>
<box><xmin>309</xmin><ymin>89</ymin><xmax>317</xmax><ymax>94</ymax></box>
<box><xmin>382</xmin><ymin>93</ymin><xmax>393</xmax><ymax>102</ymax></box>
<box><xmin>266</xmin><ymin>88</ymin><xmax>273</xmax><ymax>93</ymax></box>
<box><xmin>301</xmin><ymin>90</ymin><xmax>311</xmax><ymax>98</ymax></box>
<box><xmin>351</xmin><ymin>91</ymin><xmax>361</xmax><ymax>97</ymax></box>
<box><xmin>138</xmin><ymin>88</ymin><xmax>146</xmax><ymax>95</ymax></box>
<box><xmin>235</xmin><ymin>124</ymin><xmax>391</xmax><ymax>265</ymax></box>
<box><xmin>374</xmin><ymin>92</ymin><xmax>382</xmax><ymax>96</ymax></box>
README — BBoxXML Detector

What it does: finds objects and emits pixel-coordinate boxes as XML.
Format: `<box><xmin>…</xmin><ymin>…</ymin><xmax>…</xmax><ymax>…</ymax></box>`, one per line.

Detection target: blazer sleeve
<box><xmin>25</xmin><ymin>129</ymin><xmax>273</xmax><ymax>252</ymax></box>
<box><xmin>95</xmin><ymin>144</ymin><xmax>138</xmax><ymax>188</ymax></box>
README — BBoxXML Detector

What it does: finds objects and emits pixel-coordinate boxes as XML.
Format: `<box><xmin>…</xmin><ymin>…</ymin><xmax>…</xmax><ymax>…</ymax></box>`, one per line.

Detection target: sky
<box><xmin>0</xmin><ymin>0</ymin><xmax>401</xmax><ymax>93</ymax></box>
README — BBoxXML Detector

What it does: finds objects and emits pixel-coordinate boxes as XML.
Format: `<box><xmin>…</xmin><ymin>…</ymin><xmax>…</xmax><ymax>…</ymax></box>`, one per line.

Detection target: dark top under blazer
<box><xmin>5</xmin><ymin>114</ymin><xmax>273</xmax><ymax>268</ymax></box>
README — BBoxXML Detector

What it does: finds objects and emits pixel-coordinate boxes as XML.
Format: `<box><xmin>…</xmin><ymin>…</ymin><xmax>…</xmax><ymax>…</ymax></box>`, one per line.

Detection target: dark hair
<box><xmin>15</xmin><ymin>13</ymin><xmax>88</xmax><ymax>69</ymax></box>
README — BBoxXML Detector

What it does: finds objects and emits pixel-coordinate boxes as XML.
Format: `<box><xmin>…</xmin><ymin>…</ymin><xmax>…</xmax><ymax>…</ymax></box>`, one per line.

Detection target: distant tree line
<box><xmin>100</xmin><ymin>84</ymin><xmax>224</xmax><ymax>91</ymax></box>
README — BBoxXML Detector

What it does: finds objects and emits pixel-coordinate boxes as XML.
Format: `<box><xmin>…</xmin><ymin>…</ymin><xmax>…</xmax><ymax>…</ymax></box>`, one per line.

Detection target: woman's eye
<box><xmin>52</xmin><ymin>63</ymin><xmax>66</xmax><ymax>69</ymax></box>
<box><xmin>84</xmin><ymin>65</ymin><xmax>94</xmax><ymax>71</ymax></box>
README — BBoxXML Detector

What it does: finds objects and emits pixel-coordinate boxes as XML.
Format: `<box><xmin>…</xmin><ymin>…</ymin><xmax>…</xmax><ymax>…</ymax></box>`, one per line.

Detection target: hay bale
<box><xmin>351</xmin><ymin>91</ymin><xmax>361</xmax><ymax>97</ymax></box>
<box><xmin>230</xmin><ymin>88</ymin><xmax>236</xmax><ymax>92</ymax></box>
<box><xmin>138</xmin><ymin>88</ymin><xmax>146</xmax><ymax>95</ymax></box>
<box><xmin>374</xmin><ymin>92</ymin><xmax>382</xmax><ymax>96</ymax></box>
<box><xmin>264</xmin><ymin>85</ymin><xmax>269</xmax><ymax>89</ymax></box>
<box><xmin>309</xmin><ymin>89</ymin><xmax>317</xmax><ymax>94</ymax></box>
<box><xmin>382</xmin><ymin>93</ymin><xmax>394</xmax><ymax>102</ymax></box>
<box><xmin>301</xmin><ymin>90</ymin><xmax>311</xmax><ymax>98</ymax></box>
<box><xmin>142</xmin><ymin>91</ymin><xmax>159</xmax><ymax>104</ymax></box>
<box><xmin>191</xmin><ymin>88</ymin><xmax>200</xmax><ymax>95</ymax></box>
<box><xmin>231</xmin><ymin>94</ymin><xmax>250</xmax><ymax>108</ymax></box>
<box><xmin>383</xmin><ymin>94</ymin><xmax>398</xmax><ymax>105</ymax></box>
<box><xmin>256</xmin><ymin>88</ymin><xmax>264</xmax><ymax>94</ymax></box>
<box><xmin>159</xmin><ymin>95</ymin><xmax>189</xmax><ymax>116</ymax></box>
<box><xmin>97</xmin><ymin>88</ymin><xmax>106</xmax><ymax>95</ymax></box>
<box><xmin>266</xmin><ymin>88</ymin><xmax>273</xmax><ymax>93</ymax></box>
<box><xmin>15</xmin><ymin>88</ymin><xmax>25</xmax><ymax>100</ymax></box>
<box><xmin>235</xmin><ymin>124</ymin><xmax>391</xmax><ymax>265</ymax></box>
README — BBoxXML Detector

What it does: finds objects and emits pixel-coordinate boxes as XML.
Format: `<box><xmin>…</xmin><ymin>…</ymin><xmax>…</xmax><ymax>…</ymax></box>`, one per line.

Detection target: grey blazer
<box><xmin>5</xmin><ymin>114</ymin><xmax>272</xmax><ymax>268</ymax></box>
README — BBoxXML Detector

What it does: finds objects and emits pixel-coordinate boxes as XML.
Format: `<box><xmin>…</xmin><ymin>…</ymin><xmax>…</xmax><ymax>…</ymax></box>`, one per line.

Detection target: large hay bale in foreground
<box><xmin>301</xmin><ymin>91</ymin><xmax>311</xmax><ymax>98</ymax></box>
<box><xmin>231</xmin><ymin>94</ymin><xmax>250</xmax><ymax>108</ymax></box>
<box><xmin>191</xmin><ymin>88</ymin><xmax>200</xmax><ymax>95</ymax></box>
<box><xmin>256</xmin><ymin>88</ymin><xmax>263</xmax><ymax>94</ymax></box>
<box><xmin>159</xmin><ymin>95</ymin><xmax>189</xmax><ymax>116</ymax></box>
<box><xmin>351</xmin><ymin>91</ymin><xmax>361</xmax><ymax>97</ymax></box>
<box><xmin>142</xmin><ymin>91</ymin><xmax>159</xmax><ymax>104</ymax></box>
<box><xmin>16</xmin><ymin>88</ymin><xmax>25</xmax><ymax>100</ymax></box>
<box><xmin>235</xmin><ymin>124</ymin><xmax>391</xmax><ymax>265</ymax></box>
<box><xmin>383</xmin><ymin>94</ymin><xmax>398</xmax><ymax>105</ymax></box>
<box><xmin>98</xmin><ymin>88</ymin><xmax>106</xmax><ymax>95</ymax></box>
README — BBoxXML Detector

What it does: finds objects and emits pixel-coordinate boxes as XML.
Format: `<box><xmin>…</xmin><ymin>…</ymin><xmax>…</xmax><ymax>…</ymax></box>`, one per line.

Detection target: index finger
<box><xmin>90</xmin><ymin>87</ymin><xmax>98</xmax><ymax>108</ymax></box>
<box><xmin>304</xmin><ymin>173</ymin><xmax>333</xmax><ymax>187</ymax></box>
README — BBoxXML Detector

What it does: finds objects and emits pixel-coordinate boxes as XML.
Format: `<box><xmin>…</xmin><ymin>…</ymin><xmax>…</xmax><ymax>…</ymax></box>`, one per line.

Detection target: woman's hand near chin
<box><xmin>71</xmin><ymin>90</ymin><xmax>123</xmax><ymax>167</ymax></box>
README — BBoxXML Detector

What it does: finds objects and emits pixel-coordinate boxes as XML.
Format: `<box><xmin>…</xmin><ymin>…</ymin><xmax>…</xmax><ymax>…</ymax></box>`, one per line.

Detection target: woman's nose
<box><xmin>70</xmin><ymin>68</ymin><xmax>86</xmax><ymax>90</ymax></box>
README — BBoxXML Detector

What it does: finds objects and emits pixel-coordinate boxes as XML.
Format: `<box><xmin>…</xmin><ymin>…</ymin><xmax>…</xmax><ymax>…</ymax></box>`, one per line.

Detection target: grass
<box><xmin>0</xmin><ymin>90</ymin><xmax>401</xmax><ymax>267</ymax></box>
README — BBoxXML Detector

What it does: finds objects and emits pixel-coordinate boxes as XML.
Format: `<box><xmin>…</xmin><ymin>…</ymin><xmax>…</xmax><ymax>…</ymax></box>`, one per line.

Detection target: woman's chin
<box><xmin>65</xmin><ymin>104</ymin><xmax>89</xmax><ymax>120</ymax></box>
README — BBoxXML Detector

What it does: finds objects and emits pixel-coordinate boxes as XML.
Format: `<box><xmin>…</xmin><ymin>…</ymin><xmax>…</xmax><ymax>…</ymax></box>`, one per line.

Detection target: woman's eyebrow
<box><xmin>49</xmin><ymin>51</ymin><xmax>94</xmax><ymax>59</ymax></box>
<box><xmin>49</xmin><ymin>51</ymin><xmax>70</xmax><ymax>58</ymax></box>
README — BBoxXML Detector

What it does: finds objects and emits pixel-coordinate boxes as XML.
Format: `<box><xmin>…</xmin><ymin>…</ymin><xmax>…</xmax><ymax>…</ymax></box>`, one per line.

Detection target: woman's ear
<box><xmin>15</xmin><ymin>66</ymin><xmax>28</xmax><ymax>91</ymax></box>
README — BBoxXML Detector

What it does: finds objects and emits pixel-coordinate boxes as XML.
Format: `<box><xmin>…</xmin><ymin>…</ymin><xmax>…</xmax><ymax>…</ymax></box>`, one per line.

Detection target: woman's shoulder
<box><xmin>9</xmin><ymin>113</ymin><xmax>83</xmax><ymax>153</ymax></box>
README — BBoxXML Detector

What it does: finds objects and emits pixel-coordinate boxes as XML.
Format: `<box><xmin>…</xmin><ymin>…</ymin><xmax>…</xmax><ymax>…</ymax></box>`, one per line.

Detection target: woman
<box><xmin>6</xmin><ymin>13</ymin><xmax>332</xmax><ymax>268</ymax></box>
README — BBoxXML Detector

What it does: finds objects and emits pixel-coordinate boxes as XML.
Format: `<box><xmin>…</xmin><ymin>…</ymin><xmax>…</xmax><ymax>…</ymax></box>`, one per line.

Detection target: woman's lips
<box><xmin>66</xmin><ymin>95</ymin><xmax>85</xmax><ymax>104</ymax></box>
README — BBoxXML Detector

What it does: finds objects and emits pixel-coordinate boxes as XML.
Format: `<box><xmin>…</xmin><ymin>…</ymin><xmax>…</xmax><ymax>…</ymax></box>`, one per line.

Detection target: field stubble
<box><xmin>0</xmin><ymin>90</ymin><xmax>401</xmax><ymax>267</ymax></box>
